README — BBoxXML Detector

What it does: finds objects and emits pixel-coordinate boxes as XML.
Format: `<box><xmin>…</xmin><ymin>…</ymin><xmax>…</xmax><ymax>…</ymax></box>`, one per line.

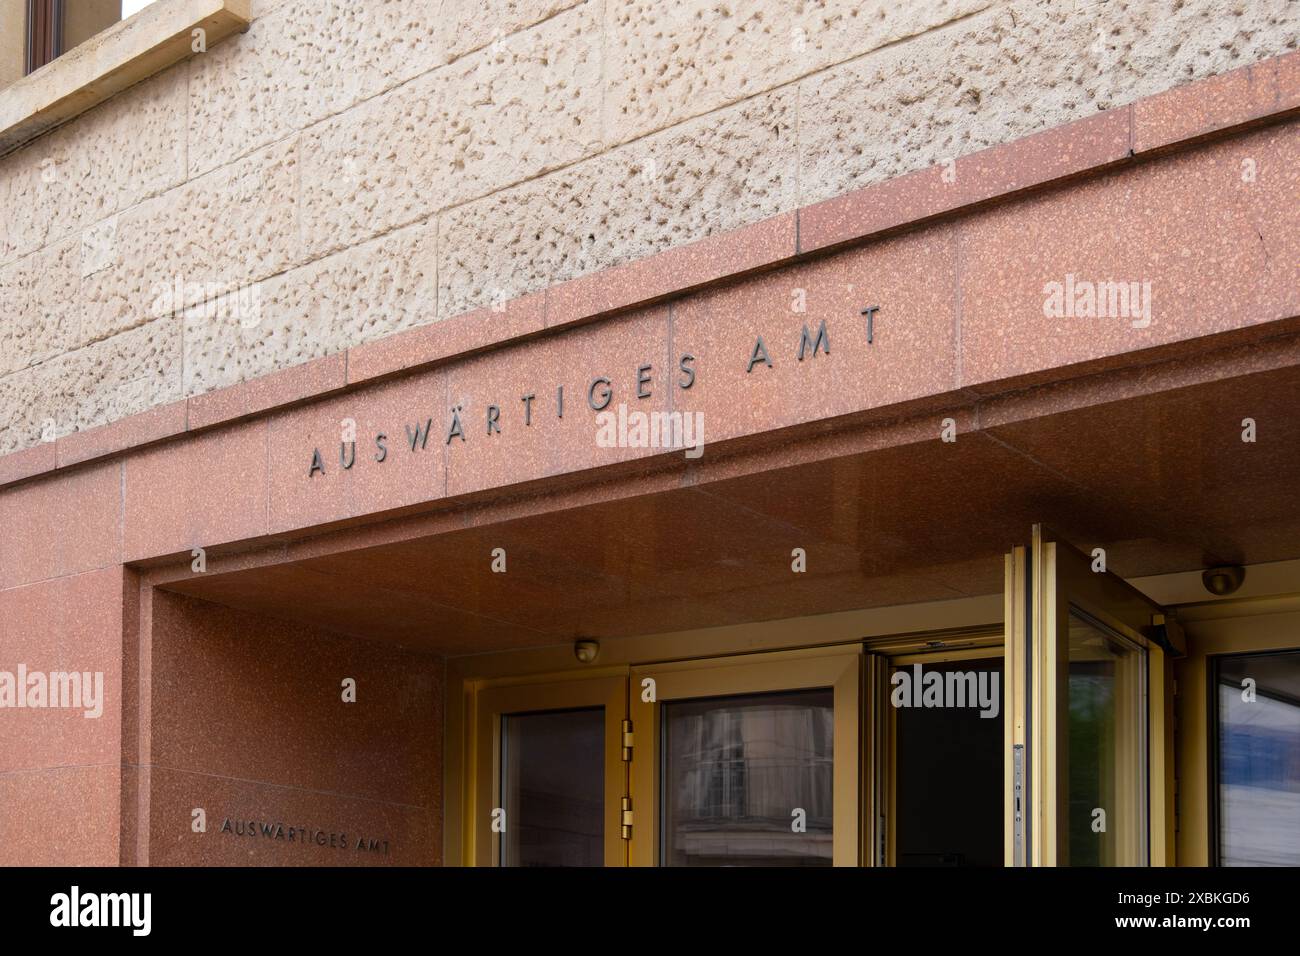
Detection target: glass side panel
<box><xmin>1066</xmin><ymin>612</ymin><xmax>1146</xmax><ymax>866</ymax></box>
<box><xmin>661</xmin><ymin>688</ymin><xmax>833</xmax><ymax>866</ymax></box>
<box><xmin>1217</xmin><ymin>650</ymin><xmax>1300</xmax><ymax>866</ymax></box>
<box><xmin>501</xmin><ymin>707</ymin><xmax>604</xmax><ymax>867</ymax></box>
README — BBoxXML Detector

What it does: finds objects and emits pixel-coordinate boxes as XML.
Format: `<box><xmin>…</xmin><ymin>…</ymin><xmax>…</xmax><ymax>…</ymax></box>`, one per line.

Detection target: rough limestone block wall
<box><xmin>0</xmin><ymin>0</ymin><xmax>1297</xmax><ymax>455</ymax></box>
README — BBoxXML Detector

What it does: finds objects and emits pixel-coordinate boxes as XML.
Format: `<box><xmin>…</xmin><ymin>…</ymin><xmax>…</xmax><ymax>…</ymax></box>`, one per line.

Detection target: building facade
<box><xmin>0</xmin><ymin>0</ymin><xmax>1298</xmax><ymax>866</ymax></box>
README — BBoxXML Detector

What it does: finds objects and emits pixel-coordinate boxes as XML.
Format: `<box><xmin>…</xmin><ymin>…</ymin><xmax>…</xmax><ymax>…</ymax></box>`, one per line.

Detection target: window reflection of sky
<box><xmin>122</xmin><ymin>0</ymin><xmax>157</xmax><ymax>19</ymax></box>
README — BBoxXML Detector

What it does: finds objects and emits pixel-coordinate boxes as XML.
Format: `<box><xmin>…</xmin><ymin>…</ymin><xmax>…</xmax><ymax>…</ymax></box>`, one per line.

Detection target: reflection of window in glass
<box><xmin>1216</xmin><ymin>650</ymin><xmax>1300</xmax><ymax>866</ymax></box>
<box><xmin>500</xmin><ymin>707</ymin><xmax>604</xmax><ymax>867</ymax></box>
<box><xmin>662</xmin><ymin>689</ymin><xmax>833</xmax><ymax>866</ymax></box>
<box><xmin>1066</xmin><ymin>612</ymin><xmax>1146</xmax><ymax>866</ymax></box>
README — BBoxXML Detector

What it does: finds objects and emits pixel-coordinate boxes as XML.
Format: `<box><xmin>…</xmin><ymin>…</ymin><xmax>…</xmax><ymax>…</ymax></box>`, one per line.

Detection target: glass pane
<box><xmin>63</xmin><ymin>1</ymin><xmax>128</xmax><ymax>56</ymax></box>
<box><xmin>895</xmin><ymin>658</ymin><xmax>1003</xmax><ymax>866</ymax></box>
<box><xmin>501</xmin><ymin>707</ymin><xmax>603</xmax><ymax>867</ymax></box>
<box><xmin>661</xmin><ymin>688</ymin><xmax>833</xmax><ymax>866</ymax></box>
<box><xmin>1066</xmin><ymin>613</ymin><xmax>1145</xmax><ymax>866</ymax></box>
<box><xmin>1216</xmin><ymin>650</ymin><xmax>1300</xmax><ymax>866</ymax></box>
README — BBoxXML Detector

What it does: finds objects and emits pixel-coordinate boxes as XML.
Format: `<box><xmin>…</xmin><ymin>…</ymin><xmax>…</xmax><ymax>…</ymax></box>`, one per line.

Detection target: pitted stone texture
<box><xmin>439</xmin><ymin>87</ymin><xmax>798</xmax><ymax>318</ymax></box>
<box><xmin>0</xmin><ymin>238</ymin><xmax>80</xmax><ymax>378</ymax></box>
<box><xmin>80</xmin><ymin>216</ymin><xmax>118</xmax><ymax>278</ymax></box>
<box><xmin>299</xmin><ymin>3</ymin><xmax>602</xmax><ymax>260</ymax></box>
<box><xmin>81</xmin><ymin>139</ymin><xmax>300</xmax><ymax>348</ymax></box>
<box><xmin>604</xmin><ymin>0</ymin><xmax>993</xmax><ymax>144</ymax></box>
<box><xmin>0</xmin><ymin>151</ymin><xmax>55</xmax><ymax>265</ymax></box>
<box><xmin>188</xmin><ymin>0</ymin><xmax>448</xmax><ymax>177</ymax></box>
<box><xmin>0</xmin><ymin>69</ymin><xmax>186</xmax><ymax>265</ymax></box>
<box><xmin>0</xmin><ymin>319</ymin><xmax>180</xmax><ymax>454</ymax></box>
<box><xmin>183</xmin><ymin>220</ymin><xmax>437</xmax><ymax>397</ymax></box>
<box><xmin>442</xmin><ymin>0</ymin><xmax>585</xmax><ymax>61</ymax></box>
<box><xmin>251</xmin><ymin>0</ymin><xmax>293</xmax><ymax>16</ymax></box>
<box><xmin>799</xmin><ymin>0</ymin><xmax>1300</xmax><ymax>205</ymax></box>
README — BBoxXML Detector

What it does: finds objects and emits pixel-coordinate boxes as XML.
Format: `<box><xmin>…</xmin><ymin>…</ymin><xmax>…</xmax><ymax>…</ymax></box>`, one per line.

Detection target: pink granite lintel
<box><xmin>186</xmin><ymin>353</ymin><xmax>348</xmax><ymax>432</ymax></box>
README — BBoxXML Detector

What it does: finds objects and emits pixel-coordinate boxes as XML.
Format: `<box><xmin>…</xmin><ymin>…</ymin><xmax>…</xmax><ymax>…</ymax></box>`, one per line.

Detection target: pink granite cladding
<box><xmin>186</xmin><ymin>352</ymin><xmax>348</xmax><ymax>432</ymax></box>
<box><xmin>798</xmin><ymin>108</ymin><xmax>1132</xmax><ymax>254</ymax></box>
<box><xmin>976</xmin><ymin>326</ymin><xmax>1300</xmax><ymax>432</ymax></box>
<box><xmin>957</xmin><ymin>121</ymin><xmax>1300</xmax><ymax>390</ymax></box>
<box><xmin>671</xmin><ymin>226</ymin><xmax>959</xmax><ymax>445</ymax></box>
<box><xmin>544</xmin><ymin>213</ymin><xmax>799</xmax><ymax>329</ymax></box>
<box><xmin>1134</xmin><ymin>52</ymin><xmax>1300</xmax><ymax>155</ymax></box>
<box><xmin>0</xmin><ymin>567</ymin><xmax>124</xmax><ymax>773</ymax></box>
<box><xmin>139</xmin><ymin>408</ymin><xmax>972</xmax><ymax>593</ymax></box>
<box><xmin>686</xmin><ymin>410</ymin><xmax>969</xmax><ymax>488</ymax></box>
<box><xmin>0</xmin><ymin>766</ymin><xmax>121</xmax><ymax>866</ymax></box>
<box><xmin>144</xmin><ymin>767</ymin><xmax>439</xmax><ymax>866</ymax></box>
<box><xmin>265</xmin><ymin>366</ymin><xmax>448</xmax><ymax>535</ymax></box>
<box><xmin>148</xmin><ymin>591</ymin><xmax>443</xmax><ymax>805</ymax></box>
<box><xmin>346</xmin><ymin>292</ymin><xmax>546</xmax><ymax>386</ymax></box>
<box><xmin>57</xmin><ymin>400</ymin><xmax>188</xmax><ymax>470</ymax></box>
<box><xmin>984</xmin><ymin>363</ymin><xmax>1300</xmax><ymax>549</ymax></box>
<box><xmin>1279</xmin><ymin>49</ymin><xmax>1300</xmax><ymax>112</ymax></box>
<box><xmin>0</xmin><ymin>459</ymin><xmax>121</xmax><ymax>589</ymax></box>
<box><xmin>443</xmin><ymin>305</ymin><xmax>672</xmax><ymax>498</ymax></box>
<box><xmin>0</xmin><ymin>440</ymin><xmax>56</xmax><ymax>486</ymax></box>
<box><xmin>122</xmin><ymin>418</ymin><xmax>269</xmax><ymax>562</ymax></box>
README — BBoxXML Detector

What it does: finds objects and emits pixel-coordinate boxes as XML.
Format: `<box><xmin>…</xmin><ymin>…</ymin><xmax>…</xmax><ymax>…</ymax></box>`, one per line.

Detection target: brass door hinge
<box><xmin>621</xmin><ymin>796</ymin><xmax>633</xmax><ymax>840</ymax></box>
<box><xmin>621</xmin><ymin>718</ymin><xmax>634</xmax><ymax>762</ymax></box>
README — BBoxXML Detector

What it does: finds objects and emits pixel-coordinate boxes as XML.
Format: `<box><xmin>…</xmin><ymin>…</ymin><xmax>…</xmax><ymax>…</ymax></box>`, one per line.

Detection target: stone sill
<box><xmin>0</xmin><ymin>0</ymin><xmax>250</xmax><ymax>158</ymax></box>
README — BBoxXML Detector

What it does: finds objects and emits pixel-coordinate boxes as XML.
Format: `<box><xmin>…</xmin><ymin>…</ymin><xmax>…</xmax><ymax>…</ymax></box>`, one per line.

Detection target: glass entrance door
<box><xmin>1064</xmin><ymin>612</ymin><xmax>1146</xmax><ymax>866</ymax></box>
<box><xmin>474</xmin><ymin>677</ymin><xmax>628</xmax><ymax>866</ymax></box>
<box><xmin>660</xmin><ymin>688</ymin><xmax>835</xmax><ymax>866</ymax></box>
<box><xmin>886</xmin><ymin>650</ymin><xmax>1005</xmax><ymax>866</ymax></box>
<box><xmin>1010</xmin><ymin>525</ymin><xmax>1171</xmax><ymax>866</ymax></box>
<box><xmin>629</xmin><ymin>650</ymin><xmax>860</xmax><ymax>866</ymax></box>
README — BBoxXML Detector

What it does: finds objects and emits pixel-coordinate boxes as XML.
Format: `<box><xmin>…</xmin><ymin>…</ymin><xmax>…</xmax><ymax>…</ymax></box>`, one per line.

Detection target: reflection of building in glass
<box><xmin>1218</xmin><ymin>652</ymin><xmax>1300</xmax><ymax>867</ymax></box>
<box><xmin>665</xmin><ymin>691</ymin><xmax>834</xmax><ymax>866</ymax></box>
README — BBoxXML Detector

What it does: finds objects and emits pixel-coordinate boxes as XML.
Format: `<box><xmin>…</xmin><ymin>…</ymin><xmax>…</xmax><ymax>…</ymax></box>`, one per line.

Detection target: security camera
<box><xmin>1202</xmin><ymin>566</ymin><xmax>1245</xmax><ymax>596</ymax></box>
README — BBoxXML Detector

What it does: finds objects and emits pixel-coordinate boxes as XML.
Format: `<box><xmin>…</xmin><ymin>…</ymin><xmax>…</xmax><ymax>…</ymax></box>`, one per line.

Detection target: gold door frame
<box><xmin>629</xmin><ymin>647</ymin><xmax>861</xmax><ymax>867</ymax></box>
<box><xmin>449</xmin><ymin>598</ymin><xmax>1004</xmax><ymax>866</ymax></box>
<box><xmin>1026</xmin><ymin>525</ymin><xmax>1167</xmax><ymax>867</ymax></box>
<box><xmin>472</xmin><ymin>675</ymin><xmax>629</xmax><ymax>867</ymax></box>
<box><xmin>444</xmin><ymin>553</ymin><xmax>1297</xmax><ymax>868</ymax></box>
